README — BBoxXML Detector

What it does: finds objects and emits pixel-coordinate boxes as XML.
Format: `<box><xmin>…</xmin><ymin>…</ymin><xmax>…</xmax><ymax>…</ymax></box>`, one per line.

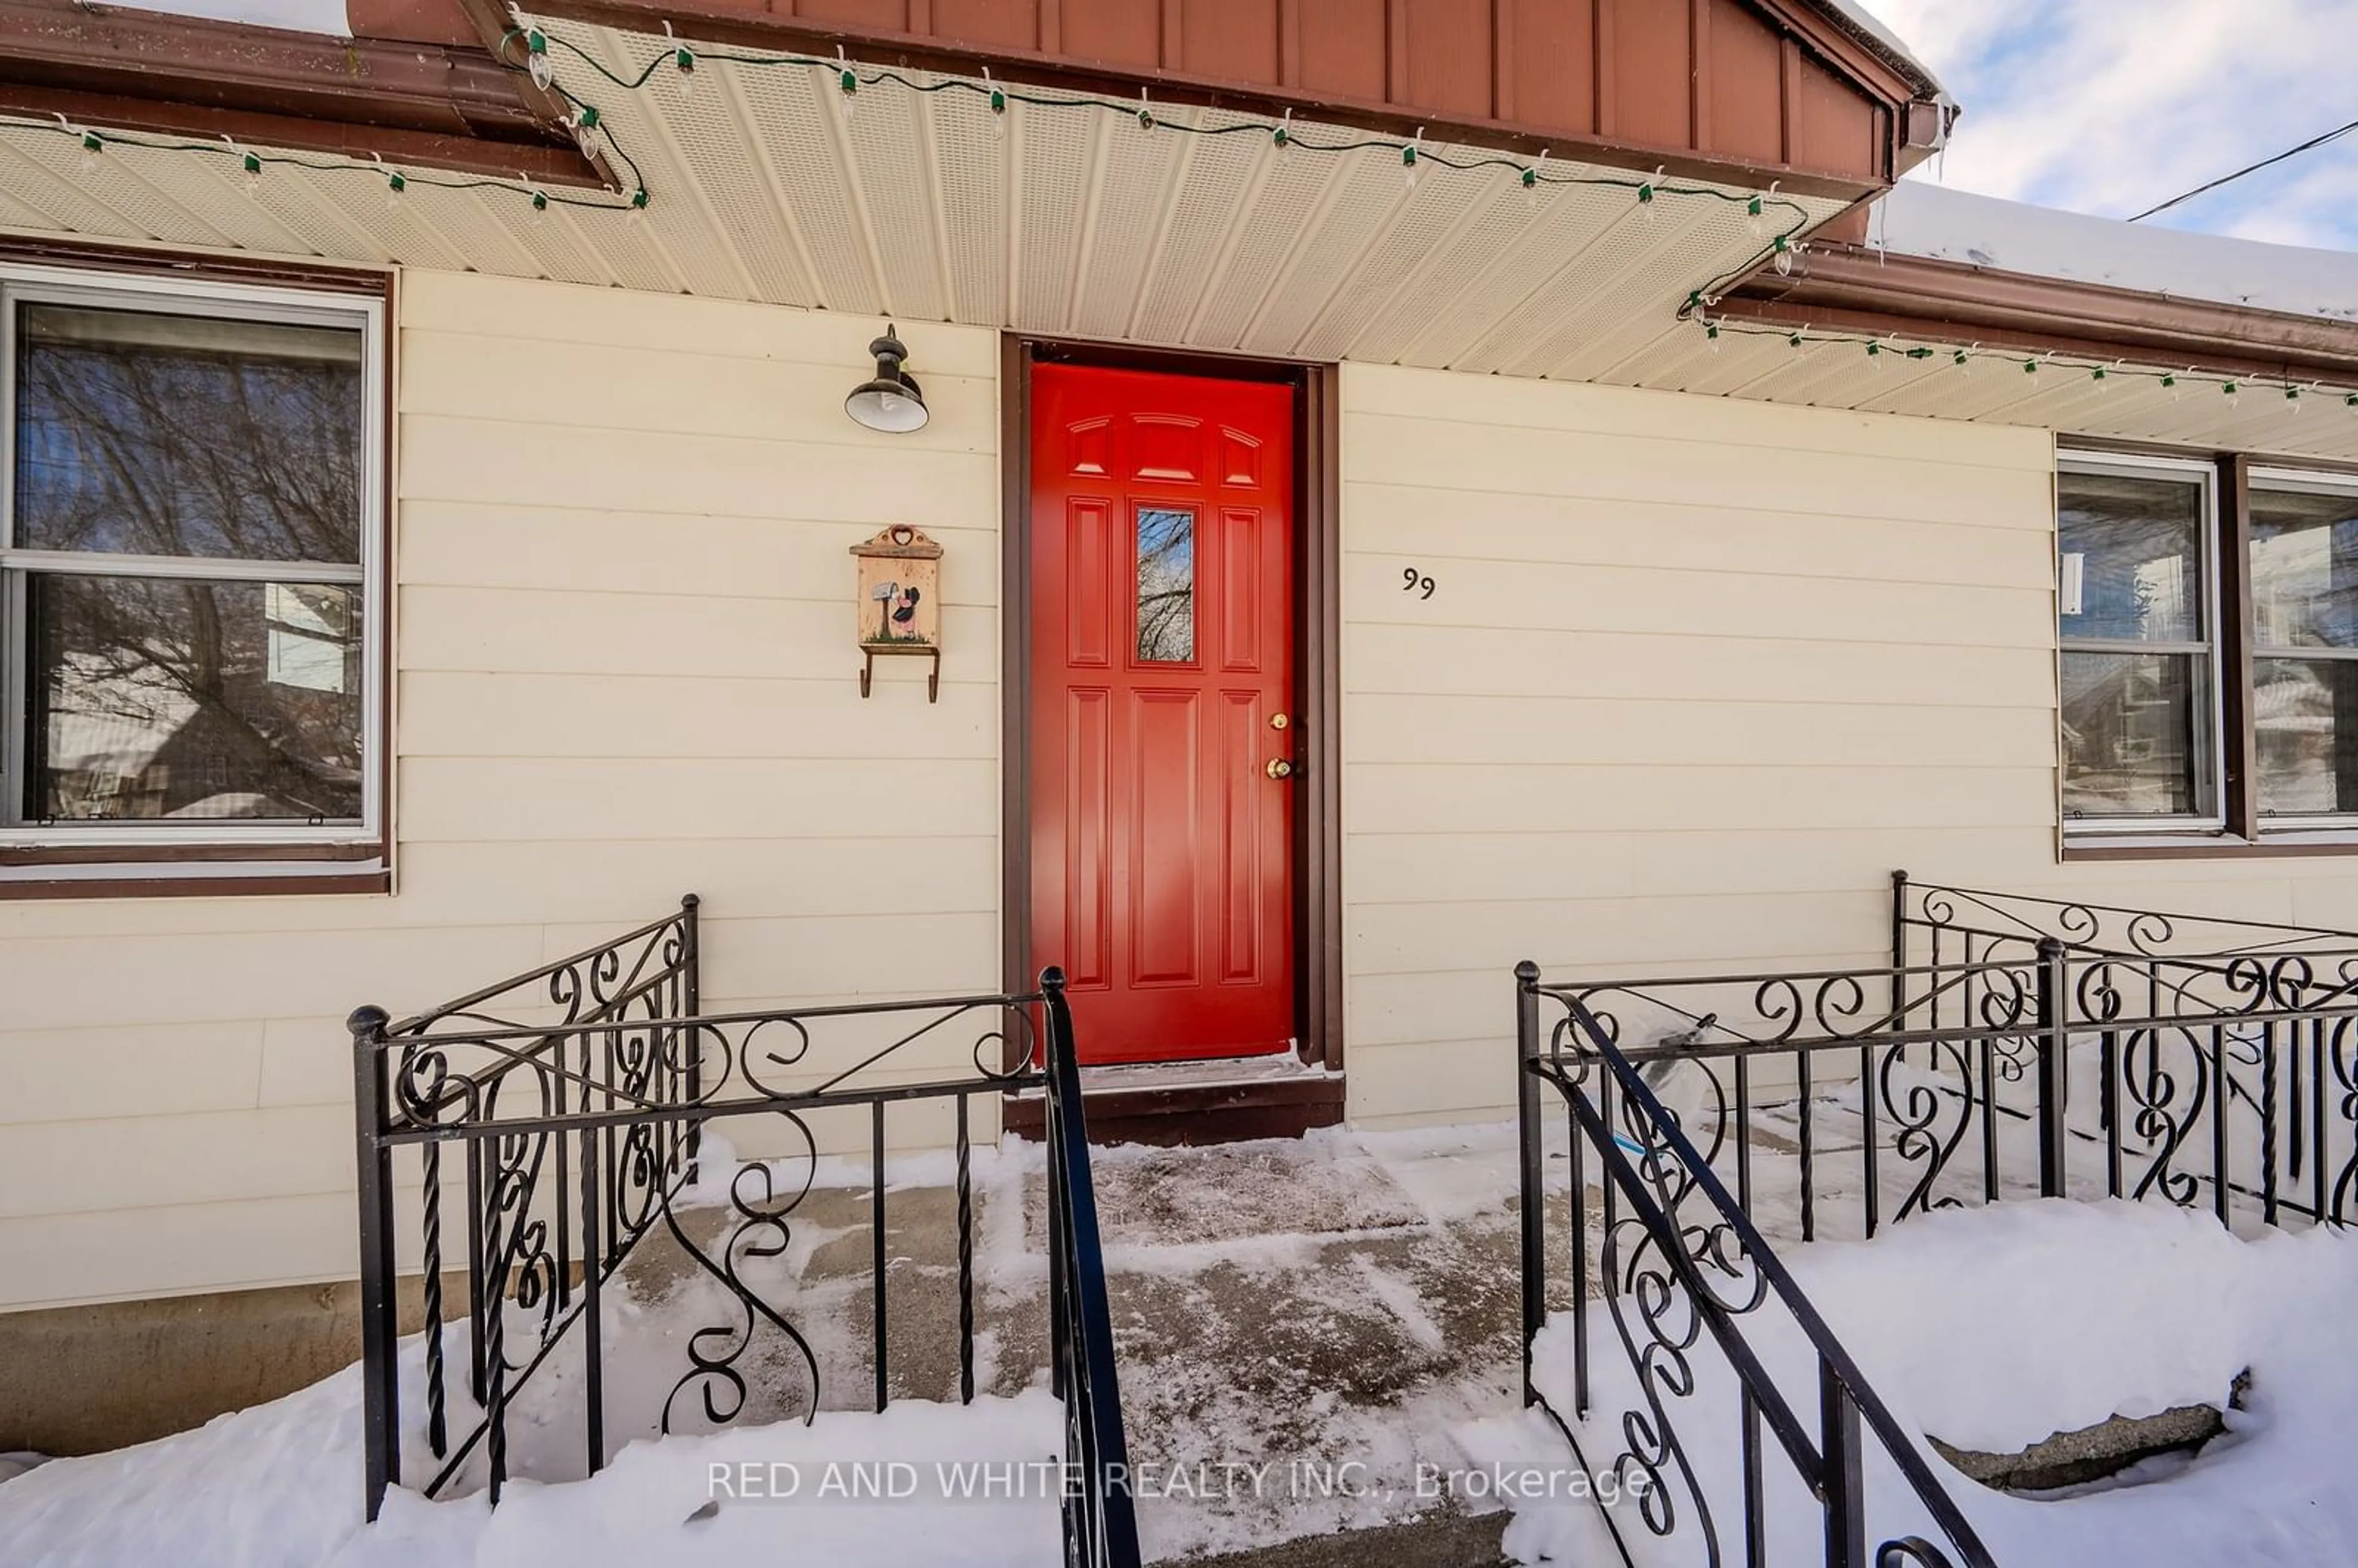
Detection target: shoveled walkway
<box><xmin>591</xmin><ymin>1121</ymin><xmax>1562</xmax><ymax>1563</ymax></box>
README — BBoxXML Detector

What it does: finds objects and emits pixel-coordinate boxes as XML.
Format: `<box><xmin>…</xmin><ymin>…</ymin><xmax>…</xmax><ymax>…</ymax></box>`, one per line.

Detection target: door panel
<box><xmin>1030</xmin><ymin>364</ymin><xmax>1296</xmax><ymax>1065</ymax></box>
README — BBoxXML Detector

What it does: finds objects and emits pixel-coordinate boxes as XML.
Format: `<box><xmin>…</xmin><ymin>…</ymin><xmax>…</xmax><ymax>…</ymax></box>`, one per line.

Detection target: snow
<box><xmin>0</xmin><ymin>1343</ymin><xmax>1065</xmax><ymax>1568</ymax></box>
<box><xmin>19</xmin><ymin>1116</ymin><xmax>2354</xmax><ymax>1568</ymax></box>
<box><xmin>1471</xmin><ymin>1198</ymin><xmax>2358</xmax><ymax>1566</ymax></box>
<box><xmin>100</xmin><ymin>0</ymin><xmax>350</xmax><ymax>34</ymax></box>
<box><xmin>1870</xmin><ymin>180</ymin><xmax>2358</xmax><ymax>321</ymax></box>
<box><xmin>1811</xmin><ymin>0</ymin><xmax>1945</xmax><ymax>95</ymax></box>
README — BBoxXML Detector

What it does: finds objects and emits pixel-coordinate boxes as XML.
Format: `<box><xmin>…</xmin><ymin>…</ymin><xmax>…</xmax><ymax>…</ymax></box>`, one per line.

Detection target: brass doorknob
<box><xmin>1266</xmin><ymin>758</ymin><xmax>1294</xmax><ymax>780</ymax></box>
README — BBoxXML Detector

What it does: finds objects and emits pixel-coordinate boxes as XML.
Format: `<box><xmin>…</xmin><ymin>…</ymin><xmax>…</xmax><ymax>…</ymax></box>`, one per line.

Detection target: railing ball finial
<box><xmin>680</xmin><ymin>891</ymin><xmax>701</xmax><ymax>911</ymax></box>
<box><xmin>347</xmin><ymin>1004</ymin><xmax>391</xmax><ymax>1039</ymax></box>
<box><xmin>1040</xmin><ymin>965</ymin><xmax>1067</xmax><ymax>993</ymax></box>
<box><xmin>1516</xmin><ymin>960</ymin><xmax>1541</xmax><ymax>987</ymax></box>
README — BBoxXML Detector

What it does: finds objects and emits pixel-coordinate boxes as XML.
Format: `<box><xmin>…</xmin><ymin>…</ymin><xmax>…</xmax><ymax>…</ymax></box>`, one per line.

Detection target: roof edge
<box><xmin>1729</xmin><ymin>242</ymin><xmax>2358</xmax><ymax>386</ymax></box>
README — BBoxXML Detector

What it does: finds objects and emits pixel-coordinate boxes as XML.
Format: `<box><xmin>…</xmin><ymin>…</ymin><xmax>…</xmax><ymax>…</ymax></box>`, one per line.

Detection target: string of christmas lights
<box><xmin>0</xmin><ymin>110</ymin><xmax>645</xmax><ymax>217</ymax></box>
<box><xmin>1691</xmin><ymin>314</ymin><xmax>2358</xmax><ymax>412</ymax></box>
<box><xmin>5</xmin><ymin>18</ymin><xmax>2352</xmax><ymax>425</ymax></box>
<box><xmin>511</xmin><ymin>22</ymin><xmax>1818</xmax><ymax>293</ymax></box>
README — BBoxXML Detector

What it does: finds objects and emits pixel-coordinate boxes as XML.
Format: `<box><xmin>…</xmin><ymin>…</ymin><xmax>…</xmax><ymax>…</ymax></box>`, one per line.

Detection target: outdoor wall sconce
<box><xmin>844</xmin><ymin>325</ymin><xmax>928</xmax><ymax>433</ymax></box>
<box><xmin>850</xmin><ymin>524</ymin><xmax>943</xmax><ymax>701</ymax></box>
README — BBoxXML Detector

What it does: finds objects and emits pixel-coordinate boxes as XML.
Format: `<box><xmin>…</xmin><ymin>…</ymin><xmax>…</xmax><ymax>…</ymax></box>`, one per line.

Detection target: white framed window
<box><xmin>0</xmin><ymin>263</ymin><xmax>386</xmax><ymax>867</ymax></box>
<box><xmin>2056</xmin><ymin>451</ymin><xmax>2224</xmax><ymax>834</ymax></box>
<box><xmin>2249</xmin><ymin>466</ymin><xmax>2358</xmax><ymax>828</ymax></box>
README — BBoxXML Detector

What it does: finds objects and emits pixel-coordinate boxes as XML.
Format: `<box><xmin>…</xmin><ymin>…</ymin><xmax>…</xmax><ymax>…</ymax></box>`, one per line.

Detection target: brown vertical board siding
<box><xmin>1689</xmin><ymin>0</ymin><xmax>1710</xmax><ymax>146</ymax></box>
<box><xmin>1181</xmin><ymin>0</ymin><xmax>1282</xmax><ymax>82</ymax></box>
<box><xmin>1706</xmin><ymin>0</ymin><xmax>1783</xmax><ymax>162</ymax></box>
<box><xmin>1402</xmin><ymin>0</ymin><xmax>1494</xmax><ymax>119</ymax></box>
<box><xmin>1064</xmin><ymin>0</ymin><xmax>1161</xmax><ymax>67</ymax></box>
<box><xmin>344</xmin><ymin>0</ymin><xmax>479</xmax><ymax>46</ymax></box>
<box><xmin>1778</xmin><ymin>34</ymin><xmax>1800</xmax><ymax>163</ymax></box>
<box><xmin>532</xmin><ymin>0</ymin><xmax>1909</xmax><ymax>190</ymax></box>
<box><xmin>1295</xmin><ymin>0</ymin><xmax>1389</xmax><ymax>103</ymax></box>
<box><xmin>1608</xmin><ymin>0</ymin><xmax>1694</xmax><ymax>154</ymax></box>
<box><xmin>1505</xmin><ymin>0</ymin><xmax>1596</xmax><ymax>137</ymax></box>
<box><xmin>1593</xmin><ymin>0</ymin><xmax>1616</xmax><ymax>134</ymax></box>
<box><xmin>935</xmin><ymin>0</ymin><xmax>1041</xmax><ymax>49</ymax></box>
<box><xmin>1385</xmin><ymin>0</ymin><xmax>1410</xmax><ymax>102</ymax></box>
<box><xmin>1788</xmin><ymin>50</ymin><xmax>1876</xmax><ymax>177</ymax></box>
<box><xmin>797</xmin><ymin>0</ymin><xmax>914</xmax><ymax>28</ymax></box>
<box><xmin>1490</xmin><ymin>0</ymin><xmax>1514</xmax><ymax>118</ymax></box>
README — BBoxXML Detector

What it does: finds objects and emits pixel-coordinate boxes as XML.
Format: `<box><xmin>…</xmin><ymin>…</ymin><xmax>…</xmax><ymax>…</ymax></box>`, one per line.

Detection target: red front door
<box><xmin>1029</xmin><ymin>364</ymin><xmax>1298</xmax><ymax>1066</ymax></box>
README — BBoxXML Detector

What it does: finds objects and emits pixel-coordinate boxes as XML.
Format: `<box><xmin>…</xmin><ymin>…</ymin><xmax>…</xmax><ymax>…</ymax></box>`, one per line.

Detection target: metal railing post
<box><xmin>680</xmin><ymin>893</ymin><xmax>702</xmax><ymax>1184</ymax></box>
<box><xmin>1515</xmin><ymin>961</ymin><xmax>1546</xmax><ymax>1410</ymax></box>
<box><xmin>2034</xmin><ymin>936</ymin><xmax>2069</xmax><ymax>1199</ymax></box>
<box><xmin>349</xmin><ymin>1005</ymin><xmax>400</xmax><ymax>1522</ymax></box>
<box><xmin>1888</xmin><ymin>869</ymin><xmax>1909</xmax><ymax>1030</ymax></box>
<box><xmin>1821</xmin><ymin>1361</ymin><xmax>1867</xmax><ymax>1568</ymax></box>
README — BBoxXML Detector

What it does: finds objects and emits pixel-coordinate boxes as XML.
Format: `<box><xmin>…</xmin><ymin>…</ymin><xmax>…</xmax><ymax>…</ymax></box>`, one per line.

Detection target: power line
<box><xmin>2128</xmin><ymin>114</ymin><xmax>2358</xmax><ymax>222</ymax></box>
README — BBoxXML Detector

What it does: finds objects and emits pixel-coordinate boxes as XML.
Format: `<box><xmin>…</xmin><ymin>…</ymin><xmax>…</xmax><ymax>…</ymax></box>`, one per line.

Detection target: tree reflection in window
<box><xmin>1136</xmin><ymin>506</ymin><xmax>1195</xmax><ymax>663</ymax></box>
<box><xmin>29</xmin><ymin>576</ymin><xmax>364</xmax><ymax>822</ymax></box>
<box><xmin>9</xmin><ymin>302</ymin><xmax>366</xmax><ymax>826</ymax></box>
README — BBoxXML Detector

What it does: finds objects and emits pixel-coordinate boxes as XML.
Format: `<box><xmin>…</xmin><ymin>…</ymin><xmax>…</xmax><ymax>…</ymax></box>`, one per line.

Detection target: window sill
<box><xmin>2063</xmin><ymin>831</ymin><xmax>2358</xmax><ymax>861</ymax></box>
<box><xmin>0</xmin><ymin>858</ymin><xmax>390</xmax><ymax>899</ymax></box>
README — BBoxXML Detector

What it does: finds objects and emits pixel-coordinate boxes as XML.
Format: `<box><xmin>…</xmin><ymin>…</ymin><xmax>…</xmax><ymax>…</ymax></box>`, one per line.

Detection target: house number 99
<box><xmin>1401</xmin><ymin>568</ymin><xmax>1436</xmax><ymax>600</ymax></box>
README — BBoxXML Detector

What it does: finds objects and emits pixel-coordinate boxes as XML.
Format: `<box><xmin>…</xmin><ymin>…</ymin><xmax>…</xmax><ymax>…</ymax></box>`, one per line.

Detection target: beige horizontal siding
<box><xmin>22</xmin><ymin>281</ymin><xmax>2358</xmax><ymax>1314</ymax></box>
<box><xmin>1337</xmin><ymin>363</ymin><xmax>2061</xmax><ymax>1128</ymax></box>
<box><xmin>0</xmin><ymin>272</ymin><xmax>1003</xmax><ymax>1310</ymax></box>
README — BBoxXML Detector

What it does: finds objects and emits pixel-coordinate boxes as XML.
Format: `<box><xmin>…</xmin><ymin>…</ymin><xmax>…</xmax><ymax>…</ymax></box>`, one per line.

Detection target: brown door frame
<box><xmin>1000</xmin><ymin>333</ymin><xmax>1344</xmax><ymax>1086</ymax></box>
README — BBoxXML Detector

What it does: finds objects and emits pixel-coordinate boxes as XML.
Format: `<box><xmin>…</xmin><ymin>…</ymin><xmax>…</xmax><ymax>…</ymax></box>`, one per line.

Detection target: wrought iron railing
<box><xmin>1517</xmin><ymin>976</ymin><xmax>1996</xmax><ymax>1568</ymax></box>
<box><xmin>350</xmin><ymin>899</ymin><xmax>1138</xmax><ymax>1568</ymax></box>
<box><xmin>1896</xmin><ymin>873</ymin><xmax>2358</xmax><ymax>1232</ymax></box>
<box><xmin>1514</xmin><ymin>875</ymin><xmax>2358</xmax><ymax>1565</ymax></box>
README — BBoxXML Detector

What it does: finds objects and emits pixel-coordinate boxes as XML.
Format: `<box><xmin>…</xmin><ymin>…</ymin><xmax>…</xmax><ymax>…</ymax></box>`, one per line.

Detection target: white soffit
<box><xmin>0</xmin><ymin>15</ymin><xmax>1841</xmax><ymax>375</ymax></box>
<box><xmin>0</xmin><ymin>13</ymin><xmax>2348</xmax><ymax>463</ymax></box>
<box><xmin>1608</xmin><ymin>316</ymin><xmax>2358</xmax><ymax>464</ymax></box>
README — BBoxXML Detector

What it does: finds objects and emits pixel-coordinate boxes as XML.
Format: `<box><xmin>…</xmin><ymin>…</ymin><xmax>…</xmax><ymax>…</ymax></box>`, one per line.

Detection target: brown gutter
<box><xmin>0</xmin><ymin>0</ymin><xmax>604</xmax><ymax>186</ymax></box>
<box><xmin>1726</xmin><ymin>243</ymin><xmax>2358</xmax><ymax>387</ymax></box>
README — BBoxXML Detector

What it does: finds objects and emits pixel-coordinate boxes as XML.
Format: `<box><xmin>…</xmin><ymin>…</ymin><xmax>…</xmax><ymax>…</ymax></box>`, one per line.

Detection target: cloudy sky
<box><xmin>1852</xmin><ymin>0</ymin><xmax>2358</xmax><ymax>252</ymax></box>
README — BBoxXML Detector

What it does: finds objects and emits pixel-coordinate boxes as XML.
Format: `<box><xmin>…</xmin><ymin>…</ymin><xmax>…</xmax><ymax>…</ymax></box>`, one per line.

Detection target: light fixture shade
<box><xmin>846</xmin><ymin>326</ymin><xmax>928</xmax><ymax>433</ymax></box>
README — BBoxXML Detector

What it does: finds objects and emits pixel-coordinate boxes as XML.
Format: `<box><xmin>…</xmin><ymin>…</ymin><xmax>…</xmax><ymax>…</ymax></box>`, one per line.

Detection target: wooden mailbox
<box><xmin>850</xmin><ymin>524</ymin><xmax>943</xmax><ymax>701</ymax></box>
